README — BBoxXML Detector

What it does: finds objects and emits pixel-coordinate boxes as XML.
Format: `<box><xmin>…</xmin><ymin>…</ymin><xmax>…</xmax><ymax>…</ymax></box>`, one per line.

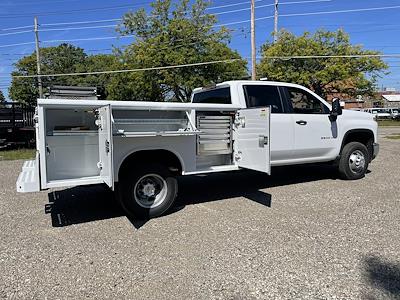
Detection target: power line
<box><xmin>206</xmin><ymin>0</ymin><xmax>265</xmax><ymax>11</ymax></box>
<box><xmin>212</xmin><ymin>0</ymin><xmax>332</xmax><ymax>17</ymax></box>
<box><xmin>0</xmin><ymin>25</ymin><xmax>244</xmax><ymax>48</ymax></box>
<box><xmin>0</xmin><ymin>30</ymin><xmax>245</xmax><ymax>60</ymax></box>
<box><xmin>0</xmin><ymin>0</ymin><xmax>148</xmax><ymax>6</ymax></box>
<box><xmin>0</xmin><ymin>28</ymin><xmax>241</xmax><ymax>54</ymax></box>
<box><xmin>39</xmin><ymin>30</ymin><xmax>241</xmax><ymax>44</ymax></box>
<box><xmin>0</xmin><ymin>25</ymin><xmax>33</xmax><ymax>32</ymax></box>
<box><xmin>3</xmin><ymin>0</ymin><xmax>332</xmax><ymax>29</ymax></box>
<box><xmin>207</xmin><ymin>0</ymin><xmax>331</xmax><ymax>11</ymax></box>
<box><xmin>279</xmin><ymin>0</ymin><xmax>331</xmax><ymax>5</ymax></box>
<box><xmin>258</xmin><ymin>54</ymin><xmax>400</xmax><ymax>59</ymax></box>
<box><xmin>279</xmin><ymin>5</ymin><xmax>400</xmax><ymax>19</ymax></box>
<box><xmin>39</xmin><ymin>24</ymin><xmax>117</xmax><ymax>32</ymax></box>
<box><xmin>38</xmin><ymin>7</ymin><xmax>257</xmax><ymax>33</ymax></box>
<box><xmin>41</xmin><ymin>35</ymin><xmax>135</xmax><ymax>44</ymax></box>
<box><xmin>0</xmin><ymin>29</ymin><xmax>32</xmax><ymax>37</ymax></box>
<box><xmin>0</xmin><ymin>35</ymin><xmax>131</xmax><ymax>48</ymax></box>
<box><xmin>0</xmin><ymin>48</ymin><xmax>114</xmax><ymax>55</ymax></box>
<box><xmin>41</xmin><ymin>18</ymin><xmax>121</xmax><ymax>28</ymax></box>
<box><xmin>10</xmin><ymin>59</ymin><xmax>240</xmax><ymax>78</ymax></box>
<box><xmin>0</xmin><ymin>3</ymin><xmax>153</xmax><ymax>19</ymax></box>
<box><xmin>0</xmin><ymin>41</ymin><xmax>35</xmax><ymax>49</ymax></box>
<box><xmin>217</xmin><ymin>4</ymin><xmax>400</xmax><ymax>27</ymax></box>
<box><xmin>0</xmin><ymin>0</ymin><xmax>272</xmax><ymax>20</ymax></box>
<box><xmin>6</xmin><ymin>53</ymin><xmax>400</xmax><ymax>79</ymax></box>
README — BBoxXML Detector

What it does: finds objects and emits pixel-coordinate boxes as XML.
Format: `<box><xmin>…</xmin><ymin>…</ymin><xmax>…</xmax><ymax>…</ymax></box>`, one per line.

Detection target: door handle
<box><xmin>296</xmin><ymin>120</ymin><xmax>307</xmax><ymax>125</ymax></box>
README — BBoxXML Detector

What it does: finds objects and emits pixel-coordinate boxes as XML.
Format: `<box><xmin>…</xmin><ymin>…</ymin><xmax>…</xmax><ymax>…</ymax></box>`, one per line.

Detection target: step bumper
<box><xmin>16</xmin><ymin>153</ymin><xmax>40</xmax><ymax>193</ymax></box>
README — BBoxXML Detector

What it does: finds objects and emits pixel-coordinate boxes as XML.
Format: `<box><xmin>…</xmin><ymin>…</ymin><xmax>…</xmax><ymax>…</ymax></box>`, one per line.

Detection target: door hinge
<box><xmin>105</xmin><ymin>140</ymin><xmax>110</xmax><ymax>153</ymax></box>
<box><xmin>234</xmin><ymin>151</ymin><xmax>242</xmax><ymax>161</ymax></box>
<box><xmin>234</xmin><ymin>116</ymin><xmax>246</xmax><ymax>128</ymax></box>
<box><xmin>95</xmin><ymin>118</ymin><xmax>102</xmax><ymax>129</ymax></box>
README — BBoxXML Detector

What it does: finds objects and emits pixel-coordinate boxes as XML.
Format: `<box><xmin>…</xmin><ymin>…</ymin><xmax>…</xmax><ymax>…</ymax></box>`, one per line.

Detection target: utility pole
<box><xmin>250</xmin><ymin>0</ymin><xmax>256</xmax><ymax>80</ymax></box>
<box><xmin>34</xmin><ymin>16</ymin><xmax>43</xmax><ymax>98</ymax></box>
<box><xmin>274</xmin><ymin>0</ymin><xmax>279</xmax><ymax>43</ymax></box>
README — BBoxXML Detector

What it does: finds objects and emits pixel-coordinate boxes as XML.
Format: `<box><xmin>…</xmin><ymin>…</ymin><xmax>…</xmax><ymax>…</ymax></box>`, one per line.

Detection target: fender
<box><xmin>334</xmin><ymin>129</ymin><xmax>375</xmax><ymax>163</ymax></box>
<box><xmin>340</xmin><ymin>129</ymin><xmax>375</xmax><ymax>151</ymax></box>
<box><xmin>115</xmin><ymin>148</ymin><xmax>185</xmax><ymax>182</ymax></box>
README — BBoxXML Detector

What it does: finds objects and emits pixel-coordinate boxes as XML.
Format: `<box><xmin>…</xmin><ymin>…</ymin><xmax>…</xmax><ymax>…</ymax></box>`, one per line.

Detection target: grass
<box><xmin>385</xmin><ymin>134</ymin><xmax>400</xmax><ymax>140</ymax></box>
<box><xmin>377</xmin><ymin>119</ymin><xmax>400</xmax><ymax>127</ymax></box>
<box><xmin>0</xmin><ymin>148</ymin><xmax>36</xmax><ymax>161</ymax></box>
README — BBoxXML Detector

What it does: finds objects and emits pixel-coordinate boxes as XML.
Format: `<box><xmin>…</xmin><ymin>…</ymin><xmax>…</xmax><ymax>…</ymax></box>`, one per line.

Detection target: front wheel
<box><xmin>118</xmin><ymin>163</ymin><xmax>178</xmax><ymax>219</ymax></box>
<box><xmin>338</xmin><ymin>142</ymin><xmax>369</xmax><ymax>180</ymax></box>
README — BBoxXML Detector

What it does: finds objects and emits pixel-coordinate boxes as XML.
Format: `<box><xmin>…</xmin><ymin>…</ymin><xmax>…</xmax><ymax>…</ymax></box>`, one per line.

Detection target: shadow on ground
<box><xmin>45</xmin><ymin>164</ymin><xmax>338</xmax><ymax>228</ymax></box>
<box><xmin>363</xmin><ymin>254</ymin><xmax>400</xmax><ymax>298</ymax></box>
<box><xmin>45</xmin><ymin>185</ymin><xmax>123</xmax><ymax>227</ymax></box>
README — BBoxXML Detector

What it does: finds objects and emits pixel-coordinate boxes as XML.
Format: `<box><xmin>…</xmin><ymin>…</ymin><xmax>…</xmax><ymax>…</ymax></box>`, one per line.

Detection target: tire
<box><xmin>118</xmin><ymin>163</ymin><xmax>178</xmax><ymax>219</ymax></box>
<box><xmin>338</xmin><ymin>142</ymin><xmax>369</xmax><ymax>180</ymax></box>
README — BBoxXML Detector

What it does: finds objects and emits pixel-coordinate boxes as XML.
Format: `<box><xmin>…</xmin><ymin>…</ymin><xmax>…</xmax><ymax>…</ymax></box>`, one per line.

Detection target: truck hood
<box><xmin>341</xmin><ymin>109</ymin><xmax>374</xmax><ymax>120</ymax></box>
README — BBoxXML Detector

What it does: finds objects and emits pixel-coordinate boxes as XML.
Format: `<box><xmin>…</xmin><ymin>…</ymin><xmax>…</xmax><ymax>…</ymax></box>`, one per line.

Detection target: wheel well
<box><xmin>118</xmin><ymin>150</ymin><xmax>183</xmax><ymax>178</ymax></box>
<box><xmin>341</xmin><ymin>129</ymin><xmax>374</xmax><ymax>158</ymax></box>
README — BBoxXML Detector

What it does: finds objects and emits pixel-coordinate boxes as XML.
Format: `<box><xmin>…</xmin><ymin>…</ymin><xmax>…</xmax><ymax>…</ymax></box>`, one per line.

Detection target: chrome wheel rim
<box><xmin>349</xmin><ymin>150</ymin><xmax>366</xmax><ymax>174</ymax></box>
<box><xmin>133</xmin><ymin>174</ymin><xmax>167</xmax><ymax>208</ymax></box>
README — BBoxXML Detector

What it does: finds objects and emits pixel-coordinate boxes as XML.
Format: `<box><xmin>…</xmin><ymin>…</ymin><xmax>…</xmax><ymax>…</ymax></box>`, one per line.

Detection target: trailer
<box><xmin>0</xmin><ymin>102</ymin><xmax>35</xmax><ymax>148</ymax></box>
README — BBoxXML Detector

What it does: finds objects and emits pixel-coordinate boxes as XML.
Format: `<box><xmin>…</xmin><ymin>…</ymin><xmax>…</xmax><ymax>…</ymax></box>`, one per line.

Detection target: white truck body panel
<box><xmin>98</xmin><ymin>105</ymin><xmax>114</xmax><ymax>187</ymax></box>
<box><xmin>17</xmin><ymin>94</ymin><xmax>272</xmax><ymax>192</ymax></box>
<box><xmin>233</xmin><ymin>107</ymin><xmax>271</xmax><ymax>173</ymax></box>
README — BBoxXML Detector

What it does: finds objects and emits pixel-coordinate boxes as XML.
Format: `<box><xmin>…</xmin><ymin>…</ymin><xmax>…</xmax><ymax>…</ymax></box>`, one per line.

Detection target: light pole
<box><xmin>251</xmin><ymin>0</ymin><xmax>256</xmax><ymax>80</ymax></box>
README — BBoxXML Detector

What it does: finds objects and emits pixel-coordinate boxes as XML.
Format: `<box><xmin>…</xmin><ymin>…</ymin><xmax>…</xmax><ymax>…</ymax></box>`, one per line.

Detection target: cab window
<box><xmin>285</xmin><ymin>87</ymin><xmax>329</xmax><ymax>114</ymax></box>
<box><xmin>192</xmin><ymin>87</ymin><xmax>231</xmax><ymax>104</ymax></box>
<box><xmin>243</xmin><ymin>85</ymin><xmax>284</xmax><ymax>113</ymax></box>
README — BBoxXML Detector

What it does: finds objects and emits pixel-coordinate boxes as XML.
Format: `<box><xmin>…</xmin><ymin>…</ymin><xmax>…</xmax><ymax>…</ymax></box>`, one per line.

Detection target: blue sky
<box><xmin>1</xmin><ymin>0</ymin><xmax>400</xmax><ymax>100</ymax></box>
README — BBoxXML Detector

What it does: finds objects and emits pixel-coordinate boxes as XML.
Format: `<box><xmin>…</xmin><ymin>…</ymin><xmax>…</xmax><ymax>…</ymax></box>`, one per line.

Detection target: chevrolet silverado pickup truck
<box><xmin>16</xmin><ymin>80</ymin><xmax>379</xmax><ymax>219</ymax></box>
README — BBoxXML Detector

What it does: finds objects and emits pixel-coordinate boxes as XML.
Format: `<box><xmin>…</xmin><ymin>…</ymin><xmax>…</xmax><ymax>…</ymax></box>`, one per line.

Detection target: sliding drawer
<box><xmin>196</xmin><ymin>115</ymin><xmax>233</xmax><ymax>156</ymax></box>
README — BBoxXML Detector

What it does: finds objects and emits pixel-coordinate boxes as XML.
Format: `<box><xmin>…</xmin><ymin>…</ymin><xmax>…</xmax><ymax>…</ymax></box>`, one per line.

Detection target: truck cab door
<box><xmin>282</xmin><ymin>86</ymin><xmax>337</xmax><ymax>160</ymax></box>
<box><xmin>233</xmin><ymin>107</ymin><xmax>271</xmax><ymax>174</ymax></box>
<box><xmin>96</xmin><ymin>105</ymin><xmax>114</xmax><ymax>188</ymax></box>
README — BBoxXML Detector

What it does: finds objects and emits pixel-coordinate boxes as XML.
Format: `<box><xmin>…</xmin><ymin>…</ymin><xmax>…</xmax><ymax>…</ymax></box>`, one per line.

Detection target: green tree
<box><xmin>109</xmin><ymin>0</ymin><xmax>248</xmax><ymax>102</ymax></box>
<box><xmin>74</xmin><ymin>54</ymin><xmax>119</xmax><ymax>99</ymax></box>
<box><xmin>0</xmin><ymin>90</ymin><xmax>5</xmax><ymax>106</ymax></box>
<box><xmin>9</xmin><ymin>44</ymin><xmax>87</xmax><ymax>105</ymax></box>
<box><xmin>258</xmin><ymin>29</ymin><xmax>388</xmax><ymax>99</ymax></box>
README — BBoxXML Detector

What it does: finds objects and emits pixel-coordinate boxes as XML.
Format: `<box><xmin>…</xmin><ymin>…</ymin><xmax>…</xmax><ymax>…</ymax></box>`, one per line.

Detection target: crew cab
<box><xmin>16</xmin><ymin>80</ymin><xmax>379</xmax><ymax>219</ymax></box>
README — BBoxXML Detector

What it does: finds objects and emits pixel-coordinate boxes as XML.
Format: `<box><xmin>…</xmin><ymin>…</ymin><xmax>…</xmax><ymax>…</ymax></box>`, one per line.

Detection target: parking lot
<box><xmin>1</xmin><ymin>127</ymin><xmax>399</xmax><ymax>299</ymax></box>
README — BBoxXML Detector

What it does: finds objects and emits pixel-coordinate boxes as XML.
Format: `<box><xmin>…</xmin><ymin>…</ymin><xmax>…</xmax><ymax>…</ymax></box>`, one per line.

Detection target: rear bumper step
<box><xmin>16</xmin><ymin>155</ymin><xmax>40</xmax><ymax>193</ymax></box>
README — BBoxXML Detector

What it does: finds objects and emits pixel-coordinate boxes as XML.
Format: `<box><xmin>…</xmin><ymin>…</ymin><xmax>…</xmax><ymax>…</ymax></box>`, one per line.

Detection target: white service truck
<box><xmin>16</xmin><ymin>80</ymin><xmax>379</xmax><ymax>219</ymax></box>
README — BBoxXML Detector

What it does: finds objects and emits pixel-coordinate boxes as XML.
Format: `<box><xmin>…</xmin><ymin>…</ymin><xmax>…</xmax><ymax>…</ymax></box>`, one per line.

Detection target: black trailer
<box><xmin>0</xmin><ymin>103</ymin><xmax>35</xmax><ymax>149</ymax></box>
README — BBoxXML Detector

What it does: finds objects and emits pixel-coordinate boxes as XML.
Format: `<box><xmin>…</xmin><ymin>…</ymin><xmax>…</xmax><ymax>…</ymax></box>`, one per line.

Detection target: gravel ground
<box><xmin>1</xmin><ymin>127</ymin><xmax>399</xmax><ymax>300</ymax></box>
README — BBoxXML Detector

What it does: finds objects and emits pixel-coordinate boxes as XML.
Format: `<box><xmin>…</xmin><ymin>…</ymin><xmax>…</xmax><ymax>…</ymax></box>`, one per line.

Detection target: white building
<box><xmin>382</xmin><ymin>94</ymin><xmax>400</xmax><ymax>108</ymax></box>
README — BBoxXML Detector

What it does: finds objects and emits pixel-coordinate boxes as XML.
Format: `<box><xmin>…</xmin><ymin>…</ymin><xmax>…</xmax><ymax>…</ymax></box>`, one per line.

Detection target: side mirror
<box><xmin>330</xmin><ymin>98</ymin><xmax>343</xmax><ymax>119</ymax></box>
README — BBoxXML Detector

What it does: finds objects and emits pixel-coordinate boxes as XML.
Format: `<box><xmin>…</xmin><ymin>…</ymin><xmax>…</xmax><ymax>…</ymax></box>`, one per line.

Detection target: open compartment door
<box><xmin>233</xmin><ymin>107</ymin><xmax>271</xmax><ymax>174</ymax></box>
<box><xmin>97</xmin><ymin>105</ymin><xmax>114</xmax><ymax>188</ymax></box>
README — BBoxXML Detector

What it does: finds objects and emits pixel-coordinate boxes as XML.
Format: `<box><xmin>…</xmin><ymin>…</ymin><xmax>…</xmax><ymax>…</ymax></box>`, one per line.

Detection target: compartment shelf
<box><xmin>48</xmin><ymin>130</ymin><xmax>98</xmax><ymax>136</ymax></box>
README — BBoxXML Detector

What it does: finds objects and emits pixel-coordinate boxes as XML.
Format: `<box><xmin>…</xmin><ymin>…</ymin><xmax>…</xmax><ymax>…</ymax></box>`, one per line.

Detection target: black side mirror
<box><xmin>330</xmin><ymin>98</ymin><xmax>343</xmax><ymax>119</ymax></box>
